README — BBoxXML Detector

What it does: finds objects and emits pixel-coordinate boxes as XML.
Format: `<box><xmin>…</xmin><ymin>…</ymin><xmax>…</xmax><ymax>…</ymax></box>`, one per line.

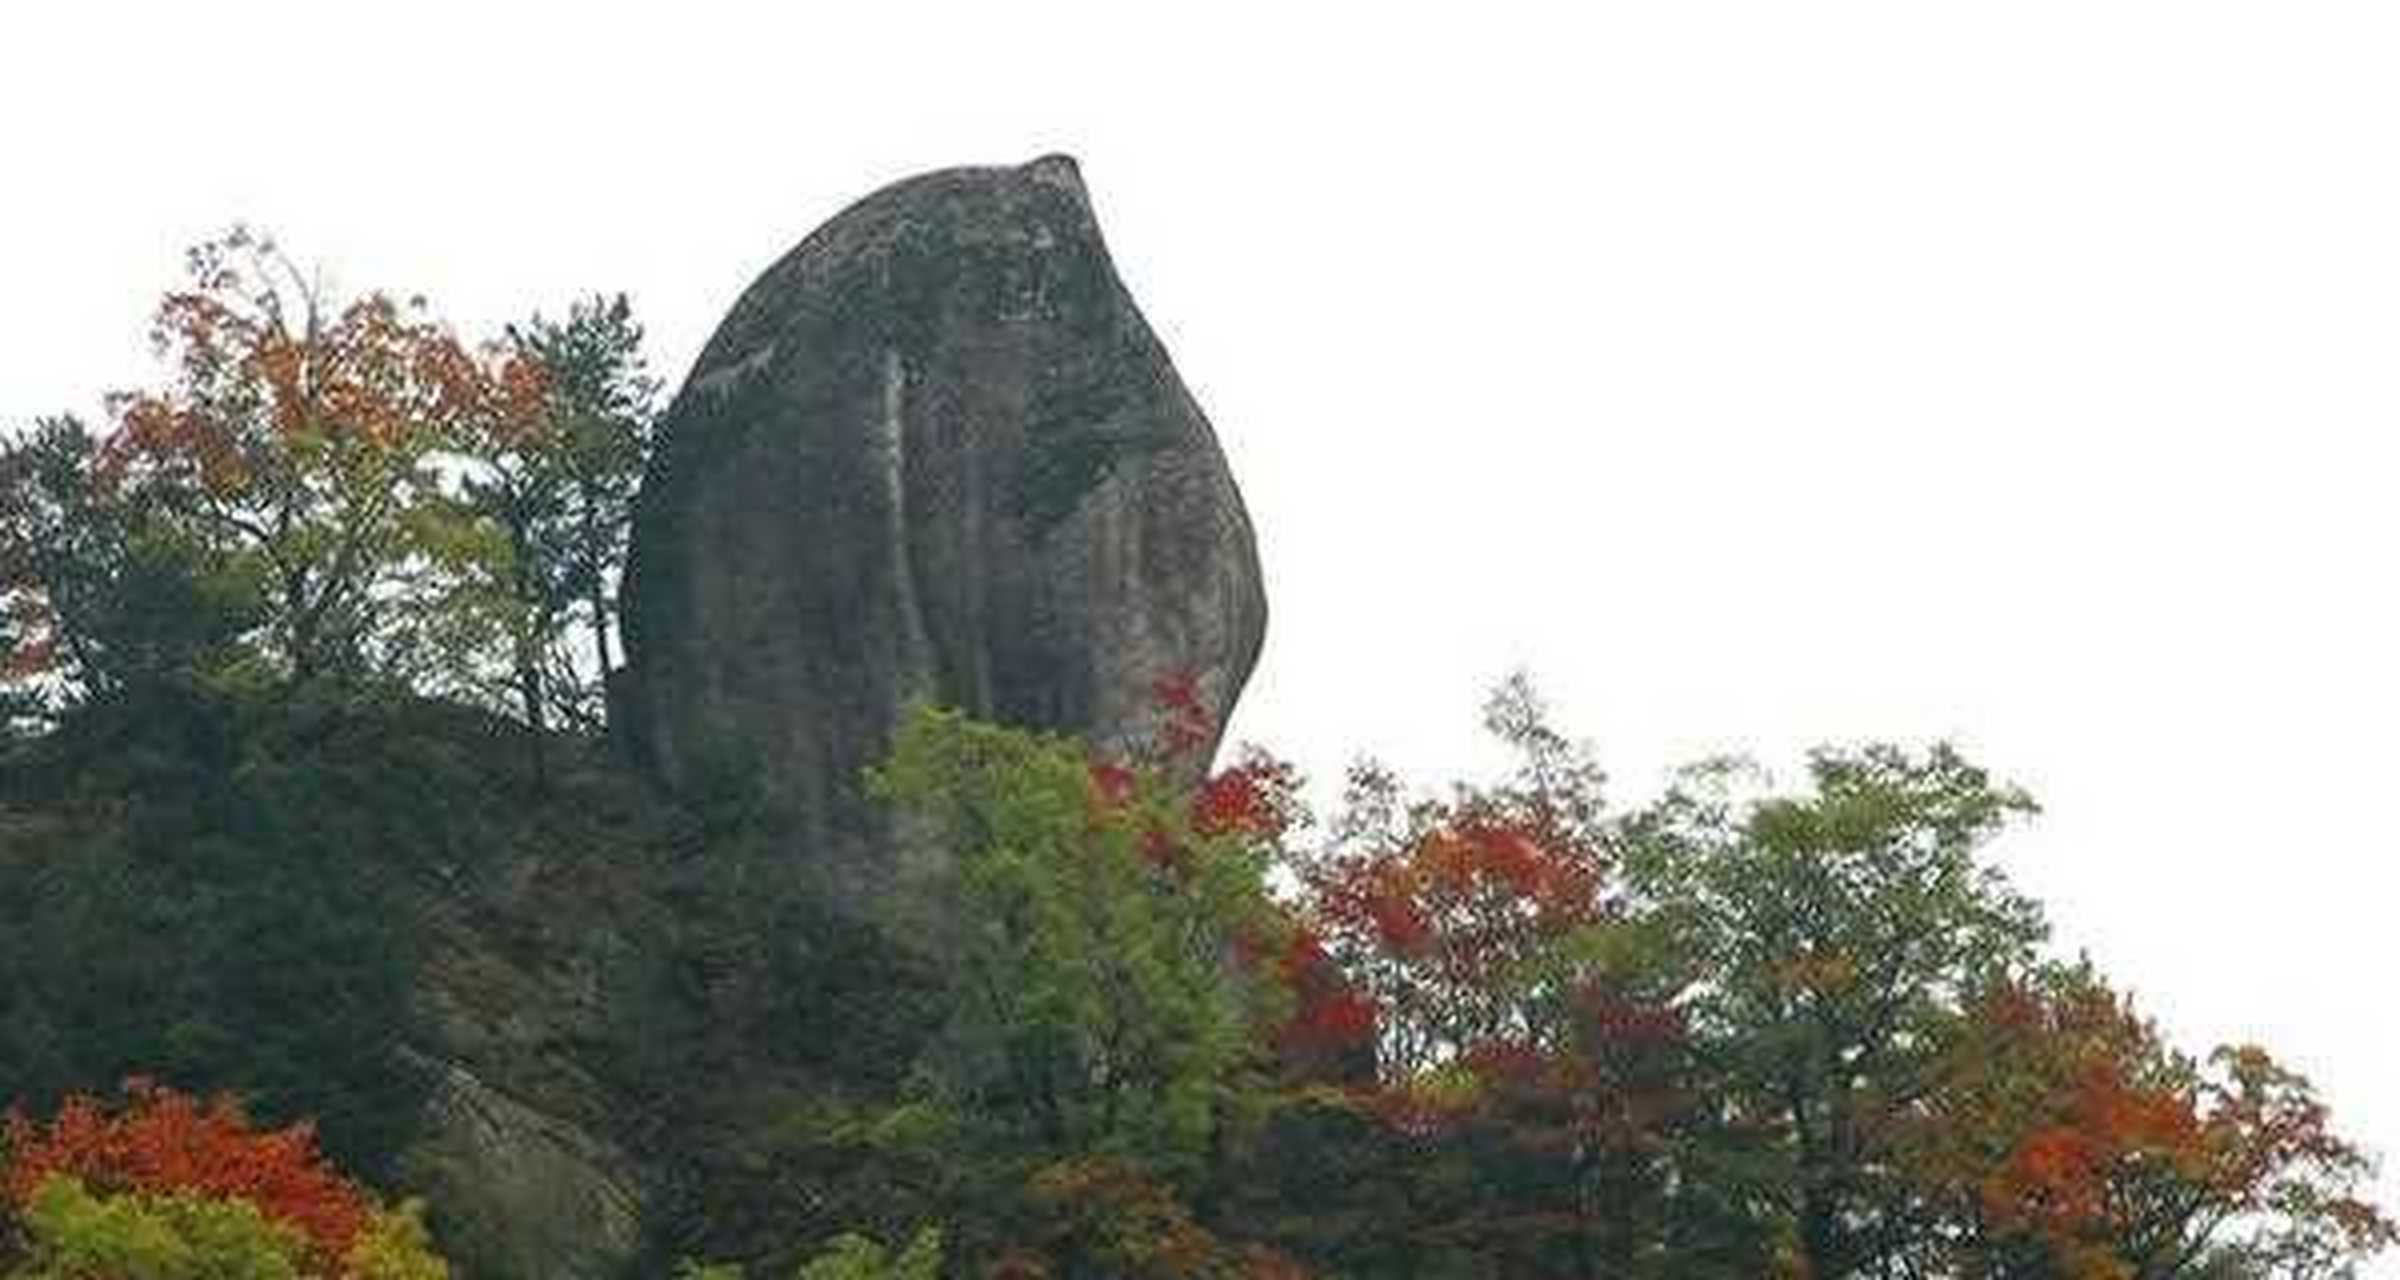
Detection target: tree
<box><xmin>6</xmin><ymin>234</ymin><xmax>662</xmax><ymax>731</ymax></box>
<box><xmin>2</xmin><ymin>1081</ymin><xmax>365</xmax><ymax>1262</ymax></box>
<box><xmin>1905</xmin><ymin>966</ymin><xmax>2397</xmax><ymax>1279</ymax></box>
<box><xmin>0</xmin><ymin>1081</ymin><xmax>450</xmax><ymax>1279</ymax></box>
<box><xmin>1618</xmin><ymin>742</ymin><xmax>2050</xmax><ymax>1278</ymax></box>
<box><xmin>6</xmin><ymin>1177</ymin><xmax>446</xmax><ymax>1280</ymax></box>
<box><xmin>1296</xmin><ymin>675</ymin><xmax>1614</xmax><ymax>1080</ymax></box>
<box><xmin>437</xmin><ymin>295</ymin><xmax>657</xmax><ymax>740</ymax></box>
<box><xmin>0</xmin><ymin>416</ymin><xmax>253</xmax><ymax>718</ymax></box>
<box><xmin>501</xmin><ymin>294</ymin><xmax>657</xmax><ymax>695</ymax></box>
<box><xmin>101</xmin><ymin>227</ymin><xmax>542</xmax><ymax>692</ymax></box>
<box><xmin>864</xmin><ymin>701</ymin><xmax>1317</xmax><ymax>1275</ymax></box>
<box><xmin>8</xmin><ymin>1175</ymin><xmax>317</xmax><ymax>1280</ymax></box>
<box><xmin>1302</xmin><ymin>775</ymin><xmax>1611</xmax><ymax>1080</ymax></box>
<box><xmin>870</xmin><ymin>704</ymin><xmax>1290</xmax><ymax>1181</ymax></box>
<box><xmin>1270</xmin><ymin>679</ymin><xmax>1768</xmax><ymax>1277</ymax></box>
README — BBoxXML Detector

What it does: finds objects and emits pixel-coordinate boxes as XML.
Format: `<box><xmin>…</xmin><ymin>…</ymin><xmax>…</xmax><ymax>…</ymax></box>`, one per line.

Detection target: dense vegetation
<box><xmin>0</xmin><ymin>227</ymin><xmax>656</xmax><ymax>739</ymax></box>
<box><xmin>0</xmin><ymin>227</ymin><xmax>663</xmax><ymax>1182</ymax></box>
<box><xmin>1</xmin><ymin>234</ymin><xmax>2392</xmax><ymax>1278</ymax></box>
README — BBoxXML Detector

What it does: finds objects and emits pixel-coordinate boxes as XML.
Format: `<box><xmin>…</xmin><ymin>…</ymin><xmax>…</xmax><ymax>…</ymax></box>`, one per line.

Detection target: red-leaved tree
<box><xmin>2</xmin><ymin>1079</ymin><xmax>369</xmax><ymax>1269</ymax></box>
<box><xmin>101</xmin><ymin>226</ymin><xmax>546</xmax><ymax>691</ymax></box>
<box><xmin>1907</xmin><ymin>968</ymin><xmax>2398</xmax><ymax>1278</ymax></box>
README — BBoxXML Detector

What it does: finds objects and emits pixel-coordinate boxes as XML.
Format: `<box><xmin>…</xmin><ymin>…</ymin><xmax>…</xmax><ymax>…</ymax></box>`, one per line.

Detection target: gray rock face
<box><xmin>619</xmin><ymin>155</ymin><xmax>1267</xmax><ymax>919</ymax></box>
<box><xmin>398</xmin><ymin>1054</ymin><xmax>644</xmax><ymax>1280</ymax></box>
<box><xmin>389</xmin><ymin>792</ymin><xmax>673</xmax><ymax>1280</ymax></box>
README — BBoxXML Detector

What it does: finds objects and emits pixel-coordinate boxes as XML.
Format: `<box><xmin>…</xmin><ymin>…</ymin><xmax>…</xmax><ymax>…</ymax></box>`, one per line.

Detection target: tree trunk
<box><xmin>589</xmin><ymin>577</ymin><xmax>613</xmax><ymax>680</ymax></box>
<box><xmin>518</xmin><ymin>629</ymin><xmax>548</xmax><ymax>785</ymax></box>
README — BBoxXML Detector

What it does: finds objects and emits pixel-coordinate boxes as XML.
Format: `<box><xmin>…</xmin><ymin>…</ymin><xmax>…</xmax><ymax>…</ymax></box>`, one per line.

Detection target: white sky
<box><xmin>7</xmin><ymin>3</ymin><xmax>2397</xmax><ymax>1259</ymax></box>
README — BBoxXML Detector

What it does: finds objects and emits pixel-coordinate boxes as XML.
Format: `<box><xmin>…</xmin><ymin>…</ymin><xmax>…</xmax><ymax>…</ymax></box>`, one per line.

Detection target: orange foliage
<box><xmin>1302</xmin><ymin>805</ymin><xmax>1609</xmax><ymax>1079</ymax></box>
<box><xmin>1914</xmin><ymin>973</ymin><xmax>2397</xmax><ymax>1275</ymax></box>
<box><xmin>1</xmin><ymin>1079</ymin><xmax>369</xmax><ymax>1268</ymax></box>
<box><xmin>98</xmin><ymin>226</ymin><xmax>548</xmax><ymax>682</ymax></box>
<box><xmin>1009</xmin><ymin>1157</ymin><xmax>1313</xmax><ymax>1279</ymax></box>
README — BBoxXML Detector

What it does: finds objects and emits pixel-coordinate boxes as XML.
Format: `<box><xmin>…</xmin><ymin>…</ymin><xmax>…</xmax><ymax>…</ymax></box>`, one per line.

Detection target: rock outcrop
<box><xmin>618</xmin><ymin>154</ymin><xmax>1267</xmax><ymax>928</ymax></box>
<box><xmin>0</xmin><ymin>158</ymin><xmax>1271</xmax><ymax>1280</ymax></box>
<box><xmin>391</xmin><ymin>804</ymin><xmax>669</xmax><ymax>1280</ymax></box>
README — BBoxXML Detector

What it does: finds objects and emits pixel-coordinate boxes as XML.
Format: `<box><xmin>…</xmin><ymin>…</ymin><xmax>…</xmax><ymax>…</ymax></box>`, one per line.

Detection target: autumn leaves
<box><xmin>932</xmin><ymin>681</ymin><xmax>2399</xmax><ymax>1277</ymax></box>
<box><xmin>1</xmin><ymin>228</ymin><xmax>652</xmax><ymax>732</ymax></box>
<box><xmin>1</xmin><ymin>1080</ymin><xmax>448</xmax><ymax>1279</ymax></box>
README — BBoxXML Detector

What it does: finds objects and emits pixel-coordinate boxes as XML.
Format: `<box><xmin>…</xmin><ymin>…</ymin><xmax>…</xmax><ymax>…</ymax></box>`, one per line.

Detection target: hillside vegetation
<box><xmin>2</xmin><ymin>229</ymin><xmax>2392</xmax><ymax>1279</ymax></box>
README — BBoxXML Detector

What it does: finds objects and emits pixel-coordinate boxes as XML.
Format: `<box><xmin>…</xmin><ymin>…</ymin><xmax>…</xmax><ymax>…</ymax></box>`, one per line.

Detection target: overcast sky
<box><xmin>8</xmin><ymin>2</ymin><xmax>2397</xmax><ymax>1256</ymax></box>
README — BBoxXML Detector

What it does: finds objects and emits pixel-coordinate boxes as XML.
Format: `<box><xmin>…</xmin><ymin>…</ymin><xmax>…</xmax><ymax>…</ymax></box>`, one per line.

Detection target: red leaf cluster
<box><xmin>1914</xmin><ymin>974</ymin><xmax>2399</xmax><ymax>1272</ymax></box>
<box><xmin>1086</xmin><ymin>761</ymin><xmax>1138</xmax><ymax>810</ymax></box>
<box><xmin>1193</xmin><ymin>760</ymin><xmax>1297</xmax><ymax>840</ymax></box>
<box><xmin>1298</xmin><ymin>803</ymin><xmax>1614</xmax><ymax>1083</ymax></box>
<box><xmin>1</xmin><ymin>1079</ymin><xmax>369</xmax><ymax>1269</ymax></box>
<box><xmin>1274</xmin><ymin>926</ymin><xmax>1378</xmax><ymax>1071</ymax></box>
<box><xmin>1150</xmin><ymin>671</ymin><xmax>1214</xmax><ymax>761</ymax></box>
<box><xmin>1085</xmin><ymin>676</ymin><xmax>1300</xmax><ymax>863</ymax></box>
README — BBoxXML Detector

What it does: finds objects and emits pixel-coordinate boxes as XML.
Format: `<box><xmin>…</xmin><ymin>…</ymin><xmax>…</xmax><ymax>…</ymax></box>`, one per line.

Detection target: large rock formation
<box><xmin>0</xmin><ymin>158</ymin><xmax>1271</xmax><ymax>1280</ymax></box>
<box><xmin>619</xmin><ymin>154</ymin><xmax>1267</xmax><ymax>925</ymax></box>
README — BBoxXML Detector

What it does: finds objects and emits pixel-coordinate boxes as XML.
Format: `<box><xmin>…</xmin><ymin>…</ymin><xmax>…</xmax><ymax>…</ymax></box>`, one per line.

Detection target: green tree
<box><xmin>862</xmin><ymin>703</ymin><xmax>1309</xmax><ymax>1275</ymax></box>
<box><xmin>871</xmin><ymin>704</ymin><xmax>1289</xmax><ymax>1181</ymax></box>
<box><xmin>503</xmin><ymin>293</ymin><xmax>657</xmax><ymax>696</ymax></box>
<box><xmin>343</xmin><ymin>1202</ymin><xmax>448</xmax><ymax>1280</ymax></box>
<box><xmin>427</xmin><ymin>294</ymin><xmax>655</xmax><ymax>754</ymax></box>
<box><xmin>4</xmin><ymin>1177</ymin><xmax>449</xmax><ymax>1280</ymax></box>
<box><xmin>1619</xmin><ymin>742</ymin><xmax>2049</xmax><ymax>1278</ymax></box>
<box><xmin>0</xmin><ymin>416</ymin><xmax>254</xmax><ymax>718</ymax></box>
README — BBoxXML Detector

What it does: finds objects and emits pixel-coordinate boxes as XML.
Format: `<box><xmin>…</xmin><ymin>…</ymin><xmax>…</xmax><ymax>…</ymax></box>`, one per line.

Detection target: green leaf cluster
<box><xmin>0</xmin><ymin>417</ymin><xmax>258</xmax><ymax>719</ymax></box>
<box><xmin>438</xmin><ymin>293</ymin><xmax>658</xmax><ymax>738</ymax></box>
<box><xmin>791</xmin><ymin>1227</ymin><xmax>942</xmax><ymax>1280</ymax></box>
<box><xmin>1615</xmin><ymin>743</ymin><xmax>2050</xmax><ymax>1278</ymax></box>
<box><xmin>870</xmin><ymin>705</ymin><xmax>1285</xmax><ymax>1182</ymax></box>
<box><xmin>8</xmin><ymin>1175</ymin><xmax>311</xmax><ymax>1280</ymax></box>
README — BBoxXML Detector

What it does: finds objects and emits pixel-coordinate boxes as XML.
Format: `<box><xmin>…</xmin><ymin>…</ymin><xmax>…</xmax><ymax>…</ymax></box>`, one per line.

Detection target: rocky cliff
<box><xmin>0</xmin><ymin>156</ymin><xmax>1267</xmax><ymax>1280</ymax></box>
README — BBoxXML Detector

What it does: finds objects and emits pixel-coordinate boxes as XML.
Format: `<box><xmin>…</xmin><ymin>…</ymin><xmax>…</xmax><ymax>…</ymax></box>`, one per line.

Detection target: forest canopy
<box><xmin>0</xmin><ymin>232</ymin><xmax>2391</xmax><ymax>1279</ymax></box>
